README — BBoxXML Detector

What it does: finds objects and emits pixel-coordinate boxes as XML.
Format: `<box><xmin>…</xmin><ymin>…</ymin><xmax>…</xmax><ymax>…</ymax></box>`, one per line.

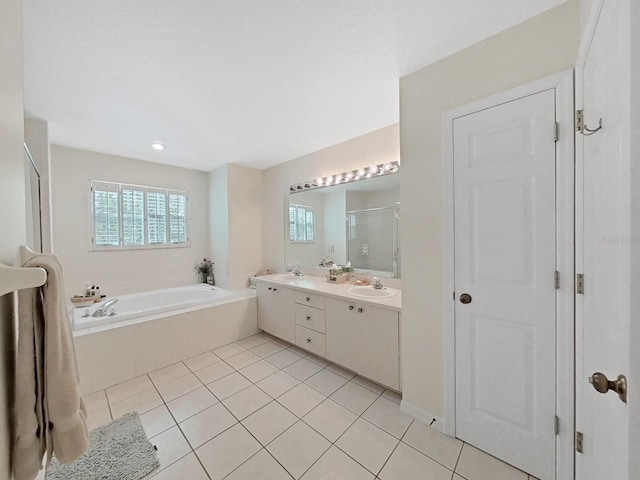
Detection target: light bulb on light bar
<box><xmin>369</xmin><ymin>164</ymin><xmax>378</xmax><ymax>175</ymax></box>
<box><xmin>357</xmin><ymin>168</ymin><xmax>366</xmax><ymax>177</ymax></box>
<box><xmin>316</xmin><ymin>177</ymin><xmax>324</xmax><ymax>186</ymax></box>
<box><xmin>383</xmin><ymin>163</ymin><xmax>392</xmax><ymax>171</ymax></box>
<box><xmin>335</xmin><ymin>174</ymin><xmax>343</xmax><ymax>183</ymax></box>
<box><xmin>325</xmin><ymin>176</ymin><xmax>334</xmax><ymax>185</ymax></box>
<box><xmin>345</xmin><ymin>171</ymin><xmax>354</xmax><ymax>180</ymax></box>
<box><xmin>290</xmin><ymin>161</ymin><xmax>399</xmax><ymax>193</ymax></box>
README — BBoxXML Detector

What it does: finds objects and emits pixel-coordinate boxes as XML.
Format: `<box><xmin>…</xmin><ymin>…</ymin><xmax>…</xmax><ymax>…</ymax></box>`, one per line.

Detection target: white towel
<box><xmin>14</xmin><ymin>255</ymin><xmax>89</xmax><ymax>480</ymax></box>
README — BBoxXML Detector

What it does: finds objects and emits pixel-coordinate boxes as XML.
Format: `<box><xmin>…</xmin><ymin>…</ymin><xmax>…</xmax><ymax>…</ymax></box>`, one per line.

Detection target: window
<box><xmin>289</xmin><ymin>204</ymin><xmax>315</xmax><ymax>242</ymax></box>
<box><xmin>91</xmin><ymin>180</ymin><xmax>189</xmax><ymax>250</ymax></box>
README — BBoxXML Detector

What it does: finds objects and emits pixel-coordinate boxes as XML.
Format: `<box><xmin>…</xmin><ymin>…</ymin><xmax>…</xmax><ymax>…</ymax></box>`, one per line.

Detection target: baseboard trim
<box><xmin>400</xmin><ymin>400</ymin><xmax>444</xmax><ymax>433</ymax></box>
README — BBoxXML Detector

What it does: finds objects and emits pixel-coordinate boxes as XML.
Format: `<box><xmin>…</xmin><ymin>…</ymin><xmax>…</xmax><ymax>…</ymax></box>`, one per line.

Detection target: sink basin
<box><xmin>270</xmin><ymin>274</ymin><xmax>305</xmax><ymax>282</ymax></box>
<box><xmin>347</xmin><ymin>286</ymin><xmax>398</xmax><ymax>299</ymax></box>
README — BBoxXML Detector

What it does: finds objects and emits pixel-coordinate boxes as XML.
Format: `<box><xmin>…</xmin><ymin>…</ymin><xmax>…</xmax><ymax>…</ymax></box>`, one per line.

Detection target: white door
<box><xmin>453</xmin><ymin>90</ymin><xmax>558</xmax><ymax>479</ymax></box>
<box><xmin>576</xmin><ymin>1</ymin><xmax>630</xmax><ymax>478</ymax></box>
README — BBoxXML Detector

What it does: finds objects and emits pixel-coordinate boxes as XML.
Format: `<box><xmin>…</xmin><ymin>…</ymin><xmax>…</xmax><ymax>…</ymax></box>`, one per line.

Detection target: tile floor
<box><xmin>78</xmin><ymin>333</ymin><xmax>539</xmax><ymax>480</ymax></box>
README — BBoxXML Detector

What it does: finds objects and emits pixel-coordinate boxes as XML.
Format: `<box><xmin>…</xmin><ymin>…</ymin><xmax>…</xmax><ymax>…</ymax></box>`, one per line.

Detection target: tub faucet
<box><xmin>92</xmin><ymin>298</ymin><xmax>119</xmax><ymax>317</ymax></box>
<box><xmin>372</xmin><ymin>277</ymin><xmax>384</xmax><ymax>289</ymax></box>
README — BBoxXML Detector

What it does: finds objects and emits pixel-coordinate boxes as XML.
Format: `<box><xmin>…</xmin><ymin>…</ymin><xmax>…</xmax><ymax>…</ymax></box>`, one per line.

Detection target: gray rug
<box><xmin>46</xmin><ymin>412</ymin><xmax>160</xmax><ymax>480</ymax></box>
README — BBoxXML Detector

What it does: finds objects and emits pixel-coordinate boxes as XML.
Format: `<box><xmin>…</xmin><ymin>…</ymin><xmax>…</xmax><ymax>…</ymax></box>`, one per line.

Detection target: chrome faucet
<box><xmin>292</xmin><ymin>265</ymin><xmax>303</xmax><ymax>276</ymax></box>
<box><xmin>92</xmin><ymin>298</ymin><xmax>119</xmax><ymax>317</ymax></box>
<box><xmin>372</xmin><ymin>277</ymin><xmax>384</xmax><ymax>289</ymax></box>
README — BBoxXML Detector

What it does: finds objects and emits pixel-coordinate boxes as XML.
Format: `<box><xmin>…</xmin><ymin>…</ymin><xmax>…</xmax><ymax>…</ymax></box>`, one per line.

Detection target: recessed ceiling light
<box><xmin>150</xmin><ymin>143</ymin><xmax>166</xmax><ymax>151</ymax></box>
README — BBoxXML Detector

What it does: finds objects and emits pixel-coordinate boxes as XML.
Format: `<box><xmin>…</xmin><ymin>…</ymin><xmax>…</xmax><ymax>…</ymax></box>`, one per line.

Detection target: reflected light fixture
<box><xmin>290</xmin><ymin>160</ymin><xmax>400</xmax><ymax>194</ymax></box>
<box><xmin>150</xmin><ymin>143</ymin><xmax>166</xmax><ymax>151</ymax></box>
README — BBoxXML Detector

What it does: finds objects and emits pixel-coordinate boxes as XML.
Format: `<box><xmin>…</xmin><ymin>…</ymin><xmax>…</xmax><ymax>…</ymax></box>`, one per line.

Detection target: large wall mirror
<box><xmin>285</xmin><ymin>172</ymin><xmax>400</xmax><ymax>278</ymax></box>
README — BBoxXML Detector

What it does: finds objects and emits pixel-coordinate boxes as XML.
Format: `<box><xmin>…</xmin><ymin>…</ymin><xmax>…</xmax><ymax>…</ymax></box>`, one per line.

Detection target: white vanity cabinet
<box><xmin>256</xmin><ymin>282</ymin><xmax>295</xmax><ymax>343</ymax></box>
<box><xmin>325</xmin><ymin>297</ymin><xmax>400</xmax><ymax>391</ymax></box>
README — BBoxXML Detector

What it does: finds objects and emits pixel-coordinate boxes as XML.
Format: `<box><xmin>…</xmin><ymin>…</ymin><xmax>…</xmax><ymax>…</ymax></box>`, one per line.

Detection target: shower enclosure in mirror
<box><xmin>24</xmin><ymin>143</ymin><xmax>43</xmax><ymax>253</ymax></box>
<box><xmin>286</xmin><ymin>172</ymin><xmax>400</xmax><ymax>278</ymax></box>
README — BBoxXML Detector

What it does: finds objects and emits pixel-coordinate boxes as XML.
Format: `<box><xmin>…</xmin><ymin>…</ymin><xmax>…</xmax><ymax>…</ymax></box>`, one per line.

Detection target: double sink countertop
<box><xmin>254</xmin><ymin>273</ymin><xmax>402</xmax><ymax>312</ymax></box>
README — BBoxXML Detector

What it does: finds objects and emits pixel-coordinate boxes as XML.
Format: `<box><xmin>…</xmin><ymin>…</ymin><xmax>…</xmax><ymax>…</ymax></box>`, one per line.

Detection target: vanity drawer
<box><xmin>294</xmin><ymin>290</ymin><xmax>326</xmax><ymax>310</ymax></box>
<box><xmin>295</xmin><ymin>325</ymin><xmax>326</xmax><ymax>357</ymax></box>
<box><xmin>295</xmin><ymin>304</ymin><xmax>326</xmax><ymax>334</ymax></box>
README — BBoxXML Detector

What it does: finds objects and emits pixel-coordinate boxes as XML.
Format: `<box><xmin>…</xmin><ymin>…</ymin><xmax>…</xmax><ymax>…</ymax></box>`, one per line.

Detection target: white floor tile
<box><xmin>238</xmin><ymin>334</ymin><xmax>270</xmax><ymax>349</ymax></box>
<box><xmin>301</xmin><ymin>445</ymin><xmax>375</xmax><ymax>480</ymax></box>
<box><xmin>179</xmin><ymin>403</ymin><xmax>237</xmax><ymax>448</ymax></box>
<box><xmin>195</xmin><ymin>423</ymin><xmax>261</xmax><ymax>480</ymax></box>
<box><xmin>379</xmin><ymin>442</ymin><xmax>453</xmax><ymax>480</ymax></box>
<box><xmin>106</xmin><ymin>375</ymin><xmax>154</xmax><ymax>404</ymax></box>
<box><xmin>277</xmin><ymin>383</ymin><xmax>326</xmax><ymax>418</ymax></box>
<box><xmin>251</xmin><ymin>341</ymin><xmax>285</xmax><ymax>358</ymax></box>
<box><xmin>183</xmin><ymin>351</ymin><xmax>221</xmax><ymax>372</ymax></box>
<box><xmin>194</xmin><ymin>361</ymin><xmax>235</xmax><ymax>384</ymax></box>
<box><xmin>335</xmin><ymin>418</ymin><xmax>399</xmax><ymax>475</ymax></box>
<box><xmin>265</xmin><ymin>349</ymin><xmax>302</xmax><ymax>369</ymax></box>
<box><xmin>242</xmin><ymin>401</ymin><xmax>298</xmax><ymax>445</ymax></box>
<box><xmin>455</xmin><ymin>444</ymin><xmax>528</xmax><ymax>480</ymax></box>
<box><xmin>150</xmin><ymin>426</ymin><xmax>192</xmax><ymax>473</ymax></box>
<box><xmin>352</xmin><ymin>376</ymin><xmax>385</xmax><ymax>395</ymax></box>
<box><xmin>304</xmin><ymin>354</ymin><xmax>330</xmax><ymax>367</ymax></box>
<box><xmin>213</xmin><ymin>342</ymin><xmax>247</xmax><ymax>359</ymax></box>
<box><xmin>304</xmin><ymin>368</ymin><xmax>349</xmax><ymax>396</ymax></box>
<box><xmin>150</xmin><ymin>453</ymin><xmax>208</xmax><ymax>480</ymax></box>
<box><xmin>223</xmin><ymin>384</ymin><xmax>272</xmax><ymax>420</ymax></box>
<box><xmin>207</xmin><ymin>372</ymin><xmax>252</xmax><ymax>400</ymax></box>
<box><xmin>87</xmin><ymin>407</ymin><xmax>112</xmax><ymax>431</ymax></box>
<box><xmin>286</xmin><ymin>346</ymin><xmax>310</xmax><ymax>358</ymax></box>
<box><xmin>302</xmin><ymin>398</ymin><xmax>358</xmax><ymax>442</ymax></box>
<box><xmin>330</xmin><ymin>381</ymin><xmax>379</xmax><ymax>415</ymax></box>
<box><xmin>140</xmin><ymin>405</ymin><xmax>176</xmax><ymax>438</ymax></box>
<box><xmin>283</xmin><ymin>358</ymin><xmax>324</xmax><ymax>381</ymax></box>
<box><xmin>256</xmin><ymin>371</ymin><xmax>300</xmax><ymax>398</ymax></box>
<box><xmin>402</xmin><ymin>420</ymin><xmax>462</xmax><ymax>470</ymax></box>
<box><xmin>149</xmin><ymin>363</ymin><xmax>191</xmax><ymax>386</ymax></box>
<box><xmin>267</xmin><ymin>421</ymin><xmax>331</xmax><ymax>479</ymax></box>
<box><xmin>156</xmin><ymin>373</ymin><xmax>202</xmax><ymax>403</ymax></box>
<box><xmin>225</xmin><ymin>449</ymin><xmax>294</xmax><ymax>480</ymax></box>
<box><xmin>167</xmin><ymin>387</ymin><xmax>218</xmax><ymax>423</ymax></box>
<box><xmin>362</xmin><ymin>397</ymin><xmax>413</xmax><ymax>439</ymax></box>
<box><xmin>239</xmin><ymin>359</ymin><xmax>279</xmax><ymax>383</ymax></box>
<box><xmin>226</xmin><ymin>350</ymin><xmax>263</xmax><ymax>370</ymax></box>
<box><xmin>110</xmin><ymin>388</ymin><xmax>164</xmax><ymax>418</ymax></box>
<box><xmin>84</xmin><ymin>390</ymin><xmax>108</xmax><ymax>413</ymax></box>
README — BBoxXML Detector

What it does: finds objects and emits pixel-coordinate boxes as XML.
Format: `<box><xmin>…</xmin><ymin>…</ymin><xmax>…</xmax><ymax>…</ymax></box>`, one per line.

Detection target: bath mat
<box><xmin>45</xmin><ymin>412</ymin><xmax>160</xmax><ymax>480</ymax></box>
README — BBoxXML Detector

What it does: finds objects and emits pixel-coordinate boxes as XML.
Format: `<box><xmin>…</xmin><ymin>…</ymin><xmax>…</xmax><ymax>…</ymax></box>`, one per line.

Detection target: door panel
<box><xmin>576</xmin><ymin>1</ymin><xmax>630</xmax><ymax>478</ymax></box>
<box><xmin>454</xmin><ymin>89</ymin><xmax>557</xmax><ymax>479</ymax></box>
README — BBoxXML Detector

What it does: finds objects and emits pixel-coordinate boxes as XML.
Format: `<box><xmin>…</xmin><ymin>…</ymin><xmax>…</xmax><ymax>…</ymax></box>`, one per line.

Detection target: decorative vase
<box><xmin>200</xmin><ymin>272</ymin><xmax>207</xmax><ymax>283</ymax></box>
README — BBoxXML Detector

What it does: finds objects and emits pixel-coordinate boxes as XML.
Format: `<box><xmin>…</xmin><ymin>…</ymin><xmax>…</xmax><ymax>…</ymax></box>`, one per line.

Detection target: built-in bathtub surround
<box><xmin>73</xmin><ymin>287</ymin><xmax>258</xmax><ymax>395</ymax></box>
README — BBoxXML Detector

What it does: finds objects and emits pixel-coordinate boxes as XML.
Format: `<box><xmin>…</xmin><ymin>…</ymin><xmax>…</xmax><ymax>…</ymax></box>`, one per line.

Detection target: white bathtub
<box><xmin>73</xmin><ymin>284</ymin><xmax>234</xmax><ymax>330</ymax></box>
<box><xmin>73</xmin><ymin>284</ymin><xmax>259</xmax><ymax>394</ymax></box>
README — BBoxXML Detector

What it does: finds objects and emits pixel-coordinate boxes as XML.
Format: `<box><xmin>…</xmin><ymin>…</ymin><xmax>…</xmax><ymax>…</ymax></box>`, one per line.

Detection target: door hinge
<box><xmin>555</xmin><ymin>415</ymin><xmax>560</xmax><ymax>435</ymax></box>
<box><xmin>554</xmin><ymin>121</ymin><xmax>559</xmax><ymax>142</ymax></box>
<box><xmin>554</xmin><ymin>271</ymin><xmax>559</xmax><ymax>290</ymax></box>
<box><xmin>576</xmin><ymin>273</ymin><xmax>584</xmax><ymax>294</ymax></box>
<box><xmin>576</xmin><ymin>110</ymin><xmax>585</xmax><ymax>133</ymax></box>
<box><xmin>576</xmin><ymin>431</ymin><xmax>584</xmax><ymax>453</ymax></box>
<box><xmin>453</xmin><ymin>291</ymin><xmax>455</xmax><ymax>300</ymax></box>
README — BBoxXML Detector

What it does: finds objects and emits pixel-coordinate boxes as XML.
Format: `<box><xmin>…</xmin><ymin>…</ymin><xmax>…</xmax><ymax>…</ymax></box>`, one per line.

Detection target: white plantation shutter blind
<box><xmin>289</xmin><ymin>204</ymin><xmax>314</xmax><ymax>242</ymax></box>
<box><xmin>90</xmin><ymin>180</ymin><xmax>189</xmax><ymax>250</ymax></box>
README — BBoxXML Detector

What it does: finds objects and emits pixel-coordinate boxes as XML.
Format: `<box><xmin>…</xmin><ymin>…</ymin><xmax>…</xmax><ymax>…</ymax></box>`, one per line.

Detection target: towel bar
<box><xmin>0</xmin><ymin>246</ymin><xmax>47</xmax><ymax>297</ymax></box>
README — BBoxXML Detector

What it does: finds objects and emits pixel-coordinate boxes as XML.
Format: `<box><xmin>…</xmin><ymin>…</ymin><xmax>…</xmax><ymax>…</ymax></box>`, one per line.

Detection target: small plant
<box><xmin>194</xmin><ymin>258</ymin><xmax>214</xmax><ymax>278</ymax></box>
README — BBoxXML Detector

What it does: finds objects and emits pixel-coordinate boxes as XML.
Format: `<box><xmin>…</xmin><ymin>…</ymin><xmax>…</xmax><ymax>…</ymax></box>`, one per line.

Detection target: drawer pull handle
<box><xmin>348</xmin><ymin>305</ymin><xmax>354</xmax><ymax>311</ymax></box>
<box><xmin>306</xmin><ymin>338</ymin><xmax>311</xmax><ymax>343</ymax></box>
<box><xmin>358</xmin><ymin>308</ymin><xmax>363</xmax><ymax>313</ymax></box>
<box><xmin>268</xmin><ymin>287</ymin><xmax>272</xmax><ymax>291</ymax></box>
<box><xmin>273</xmin><ymin>288</ymin><xmax>278</xmax><ymax>291</ymax></box>
<box><xmin>306</xmin><ymin>316</ymin><xmax>311</xmax><ymax>321</ymax></box>
<box><xmin>305</xmin><ymin>297</ymin><xmax>310</xmax><ymax>302</ymax></box>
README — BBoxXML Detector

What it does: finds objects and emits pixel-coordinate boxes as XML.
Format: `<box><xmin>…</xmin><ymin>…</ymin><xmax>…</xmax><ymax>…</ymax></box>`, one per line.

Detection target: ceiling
<box><xmin>23</xmin><ymin>0</ymin><xmax>568</xmax><ymax>172</ymax></box>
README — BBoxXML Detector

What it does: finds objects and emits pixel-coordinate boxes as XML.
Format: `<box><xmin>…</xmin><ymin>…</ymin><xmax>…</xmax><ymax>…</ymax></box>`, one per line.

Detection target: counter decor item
<box><xmin>194</xmin><ymin>259</ymin><xmax>214</xmax><ymax>284</ymax></box>
<box><xmin>327</xmin><ymin>267</ymin><xmax>348</xmax><ymax>284</ymax></box>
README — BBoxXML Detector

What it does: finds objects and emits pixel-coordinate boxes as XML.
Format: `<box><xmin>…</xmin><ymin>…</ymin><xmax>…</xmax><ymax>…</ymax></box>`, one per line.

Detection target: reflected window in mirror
<box><xmin>289</xmin><ymin>204</ymin><xmax>315</xmax><ymax>243</ymax></box>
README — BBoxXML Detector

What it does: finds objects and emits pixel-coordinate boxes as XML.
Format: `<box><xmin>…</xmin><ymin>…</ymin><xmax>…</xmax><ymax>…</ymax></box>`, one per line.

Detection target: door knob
<box><xmin>589</xmin><ymin>372</ymin><xmax>627</xmax><ymax>403</ymax></box>
<box><xmin>459</xmin><ymin>293</ymin><xmax>472</xmax><ymax>304</ymax></box>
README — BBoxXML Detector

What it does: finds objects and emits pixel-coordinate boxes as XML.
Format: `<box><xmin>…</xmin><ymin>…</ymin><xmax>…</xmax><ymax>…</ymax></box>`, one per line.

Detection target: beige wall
<box><xmin>50</xmin><ymin>145</ymin><xmax>210</xmax><ymax>296</ymax></box>
<box><xmin>262</xmin><ymin>124</ymin><xmax>400</xmax><ymax>273</ymax></box>
<box><xmin>399</xmin><ymin>0</ymin><xmax>581</xmax><ymax>420</ymax></box>
<box><xmin>0</xmin><ymin>0</ymin><xmax>25</xmax><ymax>477</ymax></box>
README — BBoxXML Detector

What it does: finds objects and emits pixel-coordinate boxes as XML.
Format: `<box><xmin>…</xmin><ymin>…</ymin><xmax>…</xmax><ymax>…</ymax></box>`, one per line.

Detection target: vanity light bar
<box><xmin>289</xmin><ymin>160</ymin><xmax>400</xmax><ymax>193</ymax></box>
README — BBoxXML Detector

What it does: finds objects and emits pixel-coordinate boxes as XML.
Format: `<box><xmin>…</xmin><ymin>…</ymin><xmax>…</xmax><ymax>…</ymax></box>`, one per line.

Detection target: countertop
<box><xmin>254</xmin><ymin>274</ymin><xmax>401</xmax><ymax>312</ymax></box>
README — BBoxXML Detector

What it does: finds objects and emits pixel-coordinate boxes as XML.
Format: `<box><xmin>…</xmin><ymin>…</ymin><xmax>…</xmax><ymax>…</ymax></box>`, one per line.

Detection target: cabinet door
<box><xmin>273</xmin><ymin>286</ymin><xmax>295</xmax><ymax>343</ymax></box>
<box><xmin>256</xmin><ymin>282</ymin><xmax>275</xmax><ymax>335</ymax></box>
<box><xmin>326</xmin><ymin>298</ymin><xmax>399</xmax><ymax>390</ymax></box>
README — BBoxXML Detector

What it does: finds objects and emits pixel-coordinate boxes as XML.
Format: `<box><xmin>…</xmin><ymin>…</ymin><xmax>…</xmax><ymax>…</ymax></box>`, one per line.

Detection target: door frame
<box><xmin>441</xmin><ymin>70</ymin><xmax>575</xmax><ymax>479</ymax></box>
